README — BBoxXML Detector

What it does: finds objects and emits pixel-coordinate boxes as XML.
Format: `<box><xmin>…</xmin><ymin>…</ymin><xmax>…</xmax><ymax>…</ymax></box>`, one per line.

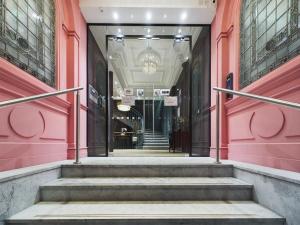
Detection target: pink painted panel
<box><xmin>211</xmin><ymin>0</ymin><xmax>300</xmax><ymax>172</ymax></box>
<box><xmin>0</xmin><ymin>0</ymin><xmax>87</xmax><ymax>171</ymax></box>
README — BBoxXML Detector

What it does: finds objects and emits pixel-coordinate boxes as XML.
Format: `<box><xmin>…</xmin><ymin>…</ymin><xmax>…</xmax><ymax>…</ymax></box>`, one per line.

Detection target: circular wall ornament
<box><xmin>250</xmin><ymin>106</ymin><xmax>285</xmax><ymax>138</ymax></box>
<box><xmin>9</xmin><ymin>106</ymin><xmax>45</xmax><ymax>138</ymax></box>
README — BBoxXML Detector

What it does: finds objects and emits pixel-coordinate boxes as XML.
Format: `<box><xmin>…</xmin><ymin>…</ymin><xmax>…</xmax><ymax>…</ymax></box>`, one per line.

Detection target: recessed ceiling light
<box><xmin>147</xmin><ymin>28</ymin><xmax>151</xmax><ymax>33</ymax></box>
<box><xmin>118</xmin><ymin>28</ymin><xmax>121</xmax><ymax>33</ymax></box>
<box><xmin>163</xmin><ymin>14</ymin><xmax>167</xmax><ymax>19</ymax></box>
<box><xmin>146</xmin><ymin>12</ymin><xmax>152</xmax><ymax>20</ymax></box>
<box><xmin>113</xmin><ymin>12</ymin><xmax>119</xmax><ymax>20</ymax></box>
<box><xmin>178</xmin><ymin>28</ymin><xmax>182</xmax><ymax>33</ymax></box>
<box><xmin>114</xmin><ymin>81</ymin><xmax>118</xmax><ymax>84</ymax></box>
<box><xmin>130</xmin><ymin>14</ymin><xmax>134</xmax><ymax>19</ymax></box>
<box><xmin>181</xmin><ymin>12</ymin><xmax>187</xmax><ymax>21</ymax></box>
<box><xmin>109</xmin><ymin>56</ymin><xmax>113</xmax><ymax>60</ymax></box>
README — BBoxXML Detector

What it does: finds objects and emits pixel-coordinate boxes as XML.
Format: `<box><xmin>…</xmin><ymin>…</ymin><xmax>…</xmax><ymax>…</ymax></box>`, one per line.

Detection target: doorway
<box><xmin>87</xmin><ymin>25</ymin><xmax>211</xmax><ymax>157</ymax></box>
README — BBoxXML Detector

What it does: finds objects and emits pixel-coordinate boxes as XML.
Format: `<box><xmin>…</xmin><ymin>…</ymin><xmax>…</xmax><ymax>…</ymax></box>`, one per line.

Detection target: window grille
<box><xmin>0</xmin><ymin>0</ymin><xmax>55</xmax><ymax>87</ymax></box>
<box><xmin>240</xmin><ymin>0</ymin><xmax>300</xmax><ymax>88</ymax></box>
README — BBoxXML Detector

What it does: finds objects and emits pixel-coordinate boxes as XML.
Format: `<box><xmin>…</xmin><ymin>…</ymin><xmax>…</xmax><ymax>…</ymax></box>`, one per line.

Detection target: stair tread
<box><xmin>42</xmin><ymin>177</ymin><xmax>252</xmax><ymax>187</ymax></box>
<box><xmin>8</xmin><ymin>201</ymin><xmax>283</xmax><ymax>221</ymax></box>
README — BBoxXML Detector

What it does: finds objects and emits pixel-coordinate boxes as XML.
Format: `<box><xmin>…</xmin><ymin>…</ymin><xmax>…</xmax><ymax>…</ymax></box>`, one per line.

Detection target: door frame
<box><xmin>86</xmin><ymin>23</ymin><xmax>211</xmax><ymax>157</ymax></box>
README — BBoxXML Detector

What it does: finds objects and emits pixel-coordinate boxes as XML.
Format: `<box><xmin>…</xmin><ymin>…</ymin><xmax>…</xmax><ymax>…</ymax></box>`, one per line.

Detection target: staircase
<box><xmin>7</xmin><ymin>161</ymin><xmax>284</xmax><ymax>225</ymax></box>
<box><xmin>143</xmin><ymin>130</ymin><xmax>169</xmax><ymax>150</ymax></box>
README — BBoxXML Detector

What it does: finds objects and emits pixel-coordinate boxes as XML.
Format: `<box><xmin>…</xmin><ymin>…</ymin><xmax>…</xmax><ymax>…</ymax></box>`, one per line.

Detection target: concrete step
<box><xmin>7</xmin><ymin>201</ymin><xmax>285</xmax><ymax>225</ymax></box>
<box><xmin>61</xmin><ymin>164</ymin><xmax>233</xmax><ymax>178</ymax></box>
<box><xmin>40</xmin><ymin>177</ymin><xmax>252</xmax><ymax>201</ymax></box>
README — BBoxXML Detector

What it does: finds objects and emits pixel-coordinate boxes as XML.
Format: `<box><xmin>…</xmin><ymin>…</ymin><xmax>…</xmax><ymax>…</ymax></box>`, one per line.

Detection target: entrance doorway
<box><xmin>87</xmin><ymin>25</ymin><xmax>211</xmax><ymax>157</ymax></box>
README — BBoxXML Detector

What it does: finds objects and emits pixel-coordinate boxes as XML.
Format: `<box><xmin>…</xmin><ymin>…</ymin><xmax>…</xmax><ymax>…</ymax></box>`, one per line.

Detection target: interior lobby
<box><xmin>0</xmin><ymin>0</ymin><xmax>299</xmax><ymax>225</ymax></box>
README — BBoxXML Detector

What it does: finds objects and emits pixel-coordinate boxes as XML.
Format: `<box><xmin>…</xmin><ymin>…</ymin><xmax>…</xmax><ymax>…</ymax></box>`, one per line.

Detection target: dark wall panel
<box><xmin>87</xmin><ymin>28</ymin><xmax>107</xmax><ymax>156</ymax></box>
<box><xmin>191</xmin><ymin>27</ymin><xmax>211</xmax><ymax>156</ymax></box>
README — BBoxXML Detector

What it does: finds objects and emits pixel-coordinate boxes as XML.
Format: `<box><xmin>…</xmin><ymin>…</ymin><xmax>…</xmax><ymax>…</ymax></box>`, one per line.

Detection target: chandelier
<box><xmin>138</xmin><ymin>47</ymin><xmax>161</xmax><ymax>74</ymax></box>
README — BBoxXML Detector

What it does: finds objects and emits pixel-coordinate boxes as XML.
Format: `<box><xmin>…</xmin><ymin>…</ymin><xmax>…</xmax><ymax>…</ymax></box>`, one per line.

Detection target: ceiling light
<box><xmin>113</xmin><ymin>12</ymin><xmax>119</xmax><ymax>20</ymax></box>
<box><xmin>138</xmin><ymin>47</ymin><xmax>161</xmax><ymax>74</ymax></box>
<box><xmin>117</xmin><ymin>103</ymin><xmax>131</xmax><ymax>112</ymax></box>
<box><xmin>147</xmin><ymin>28</ymin><xmax>151</xmax><ymax>34</ymax></box>
<box><xmin>178</xmin><ymin>28</ymin><xmax>182</xmax><ymax>34</ymax></box>
<box><xmin>163</xmin><ymin>14</ymin><xmax>167</xmax><ymax>19</ymax></box>
<box><xmin>130</xmin><ymin>14</ymin><xmax>134</xmax><ymax>19</ymax></box>
<box><xmin>146</xmin><ymin>12</ymin><xmax>152</xmax><ymax>21</ymax></box>
<box><xmin>138</xmin><ymin>37</ymin><xmax>147</xmax><ymax>40</ymax></box>
<box><xmin>109</xmin><ymin>55</ymin><xmax>113</xmax><ymax>59</ymax></box>
<box><xmin>181</xmin><ymin>12</ymin><xmax>187</xmax><ymax>21</ymax></box>
<box><xmin>118</xmin><ymin>28</ymin><xmax>121</xmax><ymax>33</ymax></box>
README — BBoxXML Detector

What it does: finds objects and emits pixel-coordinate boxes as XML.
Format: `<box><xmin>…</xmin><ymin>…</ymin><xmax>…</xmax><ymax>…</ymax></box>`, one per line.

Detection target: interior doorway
<box><xmin>87</xmin><ymin>25</ymin><xmax>211</xmax><ymax>157</ymax></box>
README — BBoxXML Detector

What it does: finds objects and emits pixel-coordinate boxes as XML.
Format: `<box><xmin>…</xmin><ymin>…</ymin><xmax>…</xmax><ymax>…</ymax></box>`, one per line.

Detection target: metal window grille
<box><xmin>0</xmin><ymin>0</ymin><xmax>55</xmax><ymax>87</ymax></box>
<box><xmin>240</xmin><ymin>0</ymin><xmax>300</xmax><ymax>88</ymax></box>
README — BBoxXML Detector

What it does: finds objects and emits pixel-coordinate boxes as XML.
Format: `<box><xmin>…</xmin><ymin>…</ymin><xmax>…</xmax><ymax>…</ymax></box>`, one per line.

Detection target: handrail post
<box><xmin>74</xmin><ymin>90</ymin><xmax>81</xmax><ymax>164</ymax></box>
<box><xmin>215</xmin><ymin>91</ymin><xmax>221</xmax><ymax>164</ymax></box>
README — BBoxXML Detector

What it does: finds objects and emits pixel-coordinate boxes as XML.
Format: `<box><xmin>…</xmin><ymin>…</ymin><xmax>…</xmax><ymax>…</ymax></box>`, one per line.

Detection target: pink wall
<box><xmin>0</xmin><ymin>0</ymin><xmax>87</xmax><ymax>171</ymax></box>
<box><xmin>211</xmin><ymin>0</ymin><xmax>300</xmax><ymax>172</ymax></box>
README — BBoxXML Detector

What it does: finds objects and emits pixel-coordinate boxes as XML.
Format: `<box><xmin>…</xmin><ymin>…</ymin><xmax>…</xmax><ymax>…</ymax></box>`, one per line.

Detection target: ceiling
<box><xmin>89</xmin><ymin>26</ymin><xmax>202</xmax><ymax>97</ymax></box>
<box><xmin>80</xmin><ymin>0</ymin><xmax>216</xmax><ymax>24</ymax></box>
<box><xmin>109</xmin><ymin>38</ymin><xmax>189</xmax><ymax>97</ymax></box>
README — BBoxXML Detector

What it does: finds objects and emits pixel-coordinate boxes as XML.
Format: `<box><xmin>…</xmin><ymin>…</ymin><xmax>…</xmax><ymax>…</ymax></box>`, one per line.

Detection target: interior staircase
<box><xmin>6</xmin><ymin>161</ymin><xmax>284</xmax><ymax>225</ymax></box>
<box><xmin>143</xmin><ymin>130</ymin><xmax>169</xmax><ymax>150</ymax></box>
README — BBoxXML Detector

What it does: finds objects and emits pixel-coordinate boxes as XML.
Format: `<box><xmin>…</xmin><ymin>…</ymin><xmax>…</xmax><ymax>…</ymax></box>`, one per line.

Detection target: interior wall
<box><xmin>0</xmin><ymin>0</ymin><xmax>87</xmax><ymax>171</ymax></box>
<box><xmin>211</xmin><ymin>0</ymin><xmax>300</xmax><ymax>172</ymax></box>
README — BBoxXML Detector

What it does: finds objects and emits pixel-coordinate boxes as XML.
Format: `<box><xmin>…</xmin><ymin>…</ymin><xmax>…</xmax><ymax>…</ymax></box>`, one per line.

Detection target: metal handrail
<box><xmin>213</xmin><ymin>87</ymin><xmax>300</xmax><ymax>164</ymax></box>
<box><xmin>0</xmin><ymin>87</ymin><xmax>83</xmax><ymax>164</ymax></box>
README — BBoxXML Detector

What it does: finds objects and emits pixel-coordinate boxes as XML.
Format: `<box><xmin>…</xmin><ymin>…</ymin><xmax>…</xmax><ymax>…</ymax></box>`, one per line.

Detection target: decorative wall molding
<box><xmin>225</xmin><ymin>84</ymin><xmax>300</xmax><ymax>116</ymax></box>
<box><xmin>0</xmin><ymin>59</ymin><xmax>71</xmax><ymax>110</ymax></box>
<box><xmin>250</xmin><ymin>107</ymin><xmax>285</xmax><ymax>139</ymax></box>
<box><xmin>0</xmin><ymin>86</ymin><xmax>69</xmax><ymax>115</ymax></box>
<box><xmin>225</xmin><ymin>57</ymin><xmax>300</xmax><ymax>115</ymax></box>
<box><xmin>62</xmin><ymin>24</ymin><xmax>80</xmax><ymax>42</ymax></box>
<box><xmin>8</xmin><ymin>107</ymin><xmax>45</xmax><ymax>138</ymax></box>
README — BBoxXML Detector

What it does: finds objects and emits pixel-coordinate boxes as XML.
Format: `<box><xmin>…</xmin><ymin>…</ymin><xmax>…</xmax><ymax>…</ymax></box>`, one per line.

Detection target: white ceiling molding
<box><xmin>90</xmin><ymin>26</ymin><xmax>202</xmax><ymax>97</ymax></box>
<box><xmin>80</xmin><ymin>0</ymin><xmax>216</xmax><ymax>24</ymax></box>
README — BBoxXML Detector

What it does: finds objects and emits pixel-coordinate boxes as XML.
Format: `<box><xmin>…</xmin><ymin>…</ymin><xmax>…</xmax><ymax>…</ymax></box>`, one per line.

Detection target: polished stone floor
<box><xmin>79</xmin><ymin>156</ymin><xmax>216</xmax><ymax>165</ymax></box>
<box><xmin>110</xmin><ymin>149</ymin><xmax>188</xmax><ymax>157</ymax></box>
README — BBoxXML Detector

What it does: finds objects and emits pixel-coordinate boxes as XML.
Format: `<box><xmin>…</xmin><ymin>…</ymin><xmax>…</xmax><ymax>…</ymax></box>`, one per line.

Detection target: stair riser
<box><xmin>41</xmin><ymin>186</ymin><xmax>252</xmax><ymax>201</ymax></box>
<box><xmin>6</xmin><ymin>219</ymin><xmax>285</xmax><ymax>225</ymax></box>
<box><xmin>61</xmin><ymin>165</ymin><xmax>233</xmax><ymax>178</ymax></box>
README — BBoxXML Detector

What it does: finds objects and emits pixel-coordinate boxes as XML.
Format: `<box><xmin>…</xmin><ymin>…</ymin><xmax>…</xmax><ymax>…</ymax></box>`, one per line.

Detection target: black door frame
<box><xmin>86</xmin><ymin>23</ymin><xmax>211</xmax><ymax>157</ymax></box>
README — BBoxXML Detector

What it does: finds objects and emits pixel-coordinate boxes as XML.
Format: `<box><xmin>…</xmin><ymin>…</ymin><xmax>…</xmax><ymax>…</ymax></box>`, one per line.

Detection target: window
<box><xmin>240</xmin><ymin>0</ymin><xmax>300</xmax><ymax>88</ymax></box>
<box><xmin>0</xmin><ymin>0</ymin><xmax>55</xmax><ymax>87</ymax></box>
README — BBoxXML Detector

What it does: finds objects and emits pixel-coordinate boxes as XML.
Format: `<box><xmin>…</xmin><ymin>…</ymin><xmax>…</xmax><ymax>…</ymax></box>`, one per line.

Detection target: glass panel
<box><xmin>240</xmin><ymin>0</ymin><xmax>300</xmax><ymax>88</ymax></box>
<box><xmin>0</xmin><ymin>0</ymin><xmax>55</xmax><ymax>87</ymax></box>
